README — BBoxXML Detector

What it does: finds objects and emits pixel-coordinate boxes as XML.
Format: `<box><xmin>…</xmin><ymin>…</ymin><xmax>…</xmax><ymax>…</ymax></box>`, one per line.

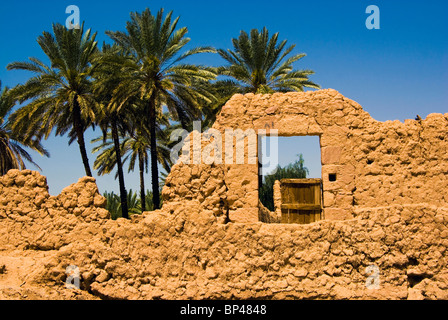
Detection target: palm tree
<box><xmin>103</xmin><ymin>191</ymin><xmax>121</xmax><ymax>220</ymax></box>
<box><xmin>7</xmin><ymin>23</ymin><xmax>98</xmax><ymax>177</ymax></box>
<box><xmin>106</xmin><ymin>8</ymin><xmax>217</xmax><ymax>209</ymax></box>
<box><xmin>124</xmin><ymin>121</ymin><xmax>173</xmax><ymax>212</ymax></box>
<box><xmin>0</xmin><ymin>81</ymin><xmax>49</xmax><ymax>175</ymax></box>
<box><xmin>92</xmin><ymin>116</ymin><xmax>173</xmax><ymax>213</ymax></box>
<box><xmin>104</xmin><ymin>189</ymin><xmax>155</xmax><ymax>219</ymax></box>
<box><xmin>217</xmin><ymin>27</ymin><xmax>320</xmax><ymax>94</ymax></box>
<box><xmin>92</xmin><ymin>44</ymin><xmax>131</xmax><ymax>218</ymax></box>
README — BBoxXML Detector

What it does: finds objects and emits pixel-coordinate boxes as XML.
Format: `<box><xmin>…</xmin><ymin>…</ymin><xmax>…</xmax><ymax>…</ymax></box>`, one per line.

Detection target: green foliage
<box><xmin>106</xmin><ymin>8</ymin><xmax>218</xmax><ymax>209</ymax></box>
<box><xmin>4</xmin><ymin>7</ymin><xmax>321</xmax><ymax>219</ymax></box>
<box><xmin>217</xmin><ymin>27</ymin><xmax>320</xmax><ymax>94</ymax></box>
<box><xmin>91</xmin><ymin>118</ymin><xmax>173</xmax><ymax>178</ymax></box>
<box><xmin>104</xmin><ymin>189</ymin><xmax>157</xmax><ymax>220</ymax></box>
<box><xmin>103</xmin><ymin>191</ymin><xmax>121</xmax><ymax>220</ymax></box>
<box><xmin>0</xmin><ymin>81</ymin><xmax>49</xmax><ymax>175</ymax></box>
<box><xmin>259</xmin><ymin>154</ymin><xmax>309</xmax><ymax>211</ymax></box>
<box><xmin>7</xmin><ymin>23</ymin><xmax>98</xmax><ymax>177</ymax></box>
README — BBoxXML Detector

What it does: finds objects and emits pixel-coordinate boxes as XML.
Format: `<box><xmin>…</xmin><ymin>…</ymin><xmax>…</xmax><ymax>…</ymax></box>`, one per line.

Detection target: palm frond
<box><xmin>218</xmin><ymin>27</ymin><xmax>320</xmax><ymax>93</ymax></box>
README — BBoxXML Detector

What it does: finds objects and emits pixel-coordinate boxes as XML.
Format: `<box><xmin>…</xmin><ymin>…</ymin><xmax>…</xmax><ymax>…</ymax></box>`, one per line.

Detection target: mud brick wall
<box><xmin>0</xmin><ymin>169</ymin><xmax>109</xmax><ymax>250</ymax></box>
<box><xmin>1</xmin><ymin>170</ymin><xmax>447</xmax><ymax>299</ymax></box>
<box><xmin>1</xmin><ymin>89</ymin><xmax>447</xmax><ymax>300</ymax></box>
<box><xmin>161</xmin><ymin>89</ymin><xmax>448</xmax><ymax>223</ymax></box>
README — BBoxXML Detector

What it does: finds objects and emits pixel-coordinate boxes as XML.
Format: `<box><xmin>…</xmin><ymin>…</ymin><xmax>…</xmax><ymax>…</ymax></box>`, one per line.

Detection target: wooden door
<box><xmin>280</xmin><ymin>179</ymin><xmax>322</xmax><ymax>224</ymax></box>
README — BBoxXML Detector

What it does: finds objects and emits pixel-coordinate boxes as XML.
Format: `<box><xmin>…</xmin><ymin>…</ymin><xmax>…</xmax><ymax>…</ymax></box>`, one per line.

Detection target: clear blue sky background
<box><xmin>1</xmin><ymin>0</ymin><xmax>447</xmax><ymax>194</ymax></box>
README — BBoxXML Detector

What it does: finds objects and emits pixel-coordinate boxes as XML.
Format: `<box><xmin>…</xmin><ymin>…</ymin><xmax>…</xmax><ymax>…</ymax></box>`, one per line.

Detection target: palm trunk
<box><xmin>175</xmin><ymin>105</ymin><xmax>189</xmax><ymax>130</ymax></box>
<box><xmin>139</xmin><ymin>150</ymin><xmax>146</xmax><ymax>213</ymax></box>
<box><xmin>111</xmin><ymin>119</ymin><xmax>128</xmax><ymax>219</ymax></box>
<box><xmin>73</xmin><ymin>101</ymin><xmax>92</xmax><ymax>177</ymax></box>
<box><xmin>149</xmin><ymin>95</ymin><xmax>160</xmax><ymax>210</ymax></box>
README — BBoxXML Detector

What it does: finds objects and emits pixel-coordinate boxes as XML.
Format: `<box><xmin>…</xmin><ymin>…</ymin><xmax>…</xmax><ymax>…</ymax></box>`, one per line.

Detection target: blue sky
<box><xmin>1</xmin><ymin>0</ymin><xmax>447</xmax><ymax>194</ymax></box>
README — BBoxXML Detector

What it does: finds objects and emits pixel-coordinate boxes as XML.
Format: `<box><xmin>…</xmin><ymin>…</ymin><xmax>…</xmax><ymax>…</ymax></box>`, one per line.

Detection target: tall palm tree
<box><xmin>0</xmin><ymin>81</ymin><xmax>49</xmax><ymax>175</ymax></box>
<box><xmin>218</xmin><ymin>27</ymin><xmax>320</xmax><ymax>94</ymax></box>
<box><xmin>124</xmin><ymin>121</ymin><xmax>173</xmax><ymax>212</ymax></box>
<box><xmin>106</xmin><ymin>8</ymin><xmax>217</xmax><ymax>209</ymax></box>
<box><xmin>7</xmin><ymin>23</ymin><xmax>98</xmax><ymax>177</ymax></box>
<box><xmin>92</xmin><ymin>116</ymin><xmax>173</xmax><ymax>213</ymax></box>
<box><xmin>92</xmin><ymin>44</ymin><xmax>132</xmax><ymax>218</ymax></box>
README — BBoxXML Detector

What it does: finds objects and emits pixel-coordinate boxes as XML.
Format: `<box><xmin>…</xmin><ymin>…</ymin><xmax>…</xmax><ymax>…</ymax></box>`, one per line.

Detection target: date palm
<box><xmin>104</xmin><ymin>189</ymin><xmax>155</xmax><ymax>219</ymax></box>
<box><xmin>218</xmin><ymin>27</ymin><xmax>320</xmax><ymax>94</ymax></box>
<box><xmin>7</xmin><ymin>23</ymin><xmax>98</xmax><ymax>177</ymax></box>
<box><xmin>0</xmin><ymin>81</ymin><xmax>49</xmax><ymax>175</ymax></box>
<box><xmin>92</xmin><ymin>44</ymin><xmax>132</xmax><ymax>218</ymax></box>
<box><xmin>92</xmin><ymin>115</ymin><xmax>173</xmax><ymax>213</ymax></box>
<box><xmin>106</xmin><ymin>8</ymin><xmax>217</xmax><ymax>209</ymax></box>
<box><xmin>123</xmin><ymin>121</ymin><xmax>173</xmax><ymax>213</ymax></box>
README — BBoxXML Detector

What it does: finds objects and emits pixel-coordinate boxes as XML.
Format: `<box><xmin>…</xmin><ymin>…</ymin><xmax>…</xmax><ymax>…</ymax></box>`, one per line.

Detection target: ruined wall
<box><xmin>0</xmin><ymin>169</ymin><xmax>110</xmax><ymax>251</ymax></box>
<box><xmin>162</xmin><ymin>89</ymin><xmax>448</xmax><ymax>223</ymax></box>
<box><xmin>1</xmin><ymin>170</ymin><xmax>447</xmax><ymax>300</ymax></box>
<box><xmin>351</xmin><ymin>114</ymin><xmax>448</xmax><ymax>209</ymax></box>
<box><xmin>1</xmin><ymin>89</ymin><xmax>447</xmax><ymax>300</ymax></box>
